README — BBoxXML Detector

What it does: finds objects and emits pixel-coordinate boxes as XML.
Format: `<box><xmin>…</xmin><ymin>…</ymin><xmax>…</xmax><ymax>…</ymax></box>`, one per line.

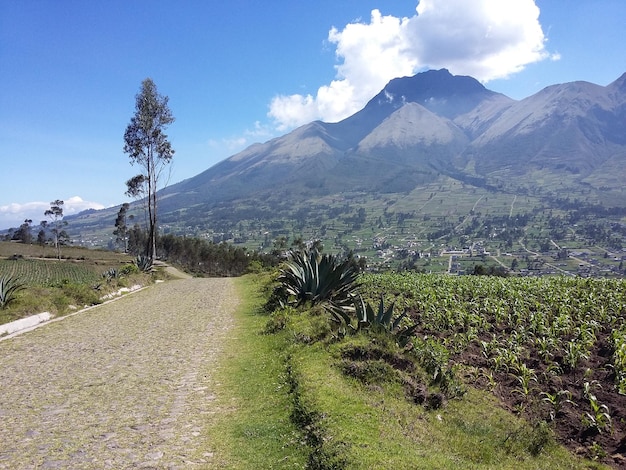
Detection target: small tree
<box><xmin>123</xmin><ymin>78</ymin><xmax>175</xmax><ymax>261</ymax></box>
<box><xmin>45</xmin><ymin>200</ymin><xmax>67</xmax><ymax>259</ymax></box>
<box><xmin>13</xmin><ymin>219</ymin><xmax>33</xmax><ymax>244</ymax></box>
<box><xmin>113</xmin><ymin>203</ymin><xmax>132</xmax><ymax>252</ymax></box>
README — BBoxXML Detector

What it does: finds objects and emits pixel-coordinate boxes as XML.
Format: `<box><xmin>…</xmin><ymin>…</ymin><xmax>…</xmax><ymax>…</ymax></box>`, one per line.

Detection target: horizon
<box><xmin>2</xmin><ymin>0</ymin><xmax>625</xmax><ymax>229</ymax></box>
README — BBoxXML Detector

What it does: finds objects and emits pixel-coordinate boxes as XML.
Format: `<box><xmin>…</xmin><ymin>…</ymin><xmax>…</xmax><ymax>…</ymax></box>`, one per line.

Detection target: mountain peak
<box><xmin>385</xmin><ymin>68</ymin><xmax>486</xmax><ymax>97</ymax></box>
<box><xmin>366</xmin><ymin>69</ymin><xmax>501</xmax><ymax>120</ymax></box>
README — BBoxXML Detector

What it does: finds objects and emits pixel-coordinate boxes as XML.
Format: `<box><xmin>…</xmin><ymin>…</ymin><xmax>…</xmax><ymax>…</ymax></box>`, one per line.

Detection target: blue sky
<box><xmin>1</xmin><ymin>0</ymin><xmax>625</xmax><ymax>229</ymax></box>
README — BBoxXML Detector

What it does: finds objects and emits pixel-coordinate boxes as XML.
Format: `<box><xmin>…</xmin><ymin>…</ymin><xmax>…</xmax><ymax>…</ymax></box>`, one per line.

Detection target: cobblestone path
<box><xmin>0</xmin><ymin>277</ymin><xmax>238</xmax><ymax>469</ymax></box>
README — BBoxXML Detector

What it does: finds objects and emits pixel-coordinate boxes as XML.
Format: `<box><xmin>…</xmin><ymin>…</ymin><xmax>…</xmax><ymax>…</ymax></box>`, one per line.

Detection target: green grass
<box><xmin>203</xmin><ymin>274</ymin><xmax>308</xmax><ymax>468</ymax></box>
<box><xmin>286</xmin><ymin>336</ymin><xmax>601</xmax><ymax>469</ymax></box>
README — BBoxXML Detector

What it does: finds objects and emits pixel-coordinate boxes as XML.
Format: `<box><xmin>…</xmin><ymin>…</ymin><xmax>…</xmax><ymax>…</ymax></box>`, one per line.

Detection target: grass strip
<box><xmin>286</xmin><ymin>338</ymin><xmax>607</xmax><ymax>469</ymax></box>
<box><xmin>204</xmin><ymin>274</ymin><xmax>308</xmax><ymax>468</ymax></box>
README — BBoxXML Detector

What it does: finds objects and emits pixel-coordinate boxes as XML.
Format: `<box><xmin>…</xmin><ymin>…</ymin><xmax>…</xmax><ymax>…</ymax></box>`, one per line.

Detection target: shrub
<box><xmin>120</xmin><ymin>263</ymin><xmax>140</xmax><ymax>275</ymax></box>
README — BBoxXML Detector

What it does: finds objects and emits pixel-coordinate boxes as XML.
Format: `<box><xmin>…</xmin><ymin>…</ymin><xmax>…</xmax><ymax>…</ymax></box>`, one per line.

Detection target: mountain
<box><xmin>157</xmin><ymin>70</ymin><xmax>508</xmax><ymax>207</ymax></box>
<box><xmin>67</xmin><ymin>69</ymin><xmax>626</xmax><ymax>250</ymax></box>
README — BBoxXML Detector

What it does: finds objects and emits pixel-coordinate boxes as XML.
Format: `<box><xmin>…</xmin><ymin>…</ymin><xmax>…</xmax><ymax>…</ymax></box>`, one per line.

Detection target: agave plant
<box><xmin>276</xmin><ymin>248</ymin><xmax>360</xmax><ymax>319</ymax></box>
<box><xmin>102</xmin><ymin>268</ymin><xmax>119</xmax><ymax>282</ymax></box>
<box><xmin>135</xmin><ymin>254</ymin><xmax>154</xmax><ymax>273</ymax></box>
<box><xmin>353</xmin><ymin>295</ymin><xmax>419</xmax><ymax>347</ymax></box>
<box><xmin>0</xmin><ymin>275</ymin><xmax>25</xmax><ymax>309</ymax></box>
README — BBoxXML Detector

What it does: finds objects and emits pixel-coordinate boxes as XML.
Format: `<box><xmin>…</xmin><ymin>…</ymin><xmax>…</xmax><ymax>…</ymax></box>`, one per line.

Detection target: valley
<box><xmin>67</xmin><ymin>173</ymin><xmax>626</xmax><ymax>278</ymax></box>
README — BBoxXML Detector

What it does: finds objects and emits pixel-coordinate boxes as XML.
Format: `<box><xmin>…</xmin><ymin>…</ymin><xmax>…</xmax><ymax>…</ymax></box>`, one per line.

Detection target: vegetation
<box><xmin>134</xmin><ymin>254</ymin><xmax>153</xmax><ymax>273</ymax></box>
<box><xmin>242</xmin><ymin>270</ymin><xmax>606</xmax><ymax>469</ymax></box>
<box><xmin>155</xmin><ymin>233</ymin><xmax>276</xmax><ymax>277</ymax></box>
<box><xmin>357</xmin><ymin>272</ymin><xmax>626</xmax><ymax>465</ymax></box>
<box><xmin>206</xmin><ymin>275</ymin><xmax>309</xmax><ymax>467</ymax></box>
<box><xmin>93</xmin><ymin>175</ymin><xmax>624</xmax><ymax>277</ymax></box>
<box><xmin>113</xmin><ymin>202</ymin><xmax>131</xmax><ymax>252</ymax></box>
<box><xmin>275</xmin><ymin>248</ymin><xmax>360</xmax><ymax>319</ymax></box>
<box><xmin>353</xmin><ymin>295</ymin><xmax>419</xmax><ymax>347</ymax></box>
<box><xmin>0</xmin><ymin>275</ymin><xmax>25</xmax><ymax>309</ymax></box>
<box><xmin>123</xmin><ymin>77</ymin><xmax>175</xmax><ymax>262</ymax></box>
<box><xmin>0</xmin><ymin>241</ymin><xmax>154</xmax><ymax>325</ymax></box>
<box><xmin>44</xmin><ymin>199</ymin><xmax>68</xmax><ymax>259</ymax></box>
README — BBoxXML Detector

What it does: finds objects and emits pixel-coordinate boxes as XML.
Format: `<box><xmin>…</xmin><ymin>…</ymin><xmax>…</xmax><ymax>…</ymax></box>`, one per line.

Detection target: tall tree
<box><xmin>45</xmin><ymin>200</ymin><xmax>66</xmax><ymax>259</ymax></box>
<box><xmin>123</xmin><ymin>78</ymin><xmax>175</xmax><ymax>261</ymax></box>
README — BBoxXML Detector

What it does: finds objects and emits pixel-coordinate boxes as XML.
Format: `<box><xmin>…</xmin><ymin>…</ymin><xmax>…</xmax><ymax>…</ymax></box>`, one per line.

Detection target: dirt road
<box><xmin>0</xmin><ymin>277</ymin><xmax>238</xmax><ymax>469</ymax></box>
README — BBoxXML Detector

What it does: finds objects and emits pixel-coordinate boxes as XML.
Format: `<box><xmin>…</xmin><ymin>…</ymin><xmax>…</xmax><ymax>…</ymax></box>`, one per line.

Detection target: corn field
<box><xmin>358</xmin><ymin>273</ymin><xmax>626</xmax><ymax>460</ymax></box>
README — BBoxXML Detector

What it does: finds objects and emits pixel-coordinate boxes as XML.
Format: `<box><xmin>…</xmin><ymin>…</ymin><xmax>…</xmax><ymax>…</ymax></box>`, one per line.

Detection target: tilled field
<box><xmin>0</xmin><ymin>277</ymin><xmax>238</xmax><ymax>469</ymax></box>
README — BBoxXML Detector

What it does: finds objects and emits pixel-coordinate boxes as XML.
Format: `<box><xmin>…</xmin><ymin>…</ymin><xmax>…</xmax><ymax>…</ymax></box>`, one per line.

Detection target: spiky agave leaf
<box><xmin>352</xmin><ymin>294</ymin><xmax>418</xmax><ymax>346</ymax></box>
<box><xmin>375</xmin><ymin>295</ymin><xmax>395</xmax><ymax>327</ymax></box>
<box><xmin>0</xmin><ymin>275</ymin><xmax>25</xmax><ymax>309</ymax></box>
<box><xmin>277</xmin><ymin>249</ymin><xmax>360</xmax><ymax>309</ymax></box>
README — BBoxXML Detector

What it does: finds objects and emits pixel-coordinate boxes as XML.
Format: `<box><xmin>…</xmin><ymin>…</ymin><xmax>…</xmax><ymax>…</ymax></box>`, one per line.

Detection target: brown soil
<box><xmin>453</xmin><ymin>330</ymin><xmax>626</xmax><ymax>469</ymax></box>
<box><xmin>0</xmin><ymin>277</ymin><xmax>238</xmax><ymax>469</ymax></box>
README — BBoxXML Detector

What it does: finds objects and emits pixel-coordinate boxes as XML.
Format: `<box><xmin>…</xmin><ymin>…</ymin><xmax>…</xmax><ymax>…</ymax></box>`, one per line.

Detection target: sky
<box><xmin>1</xmin><ymin>0</ymin><xmax>625</xmax><ymax>230</ymax></box>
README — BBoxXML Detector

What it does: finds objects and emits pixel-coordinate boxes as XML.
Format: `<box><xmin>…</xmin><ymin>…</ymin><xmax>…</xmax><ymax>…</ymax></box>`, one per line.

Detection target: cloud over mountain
<box><xmin>269</xmin><ymin>0</ymin><xmax>553</xmax><ymax>130</ymax></box>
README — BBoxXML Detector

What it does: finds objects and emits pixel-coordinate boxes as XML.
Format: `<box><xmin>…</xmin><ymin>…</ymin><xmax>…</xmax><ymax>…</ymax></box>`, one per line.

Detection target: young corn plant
<box><xmin>534</xmin><ymin>336</ymin><xmax>556</xmax><ymax>362</ymax></box>
<box><xmin>0</xmin><ymin>275</ymin><xmax>25</xmax><ymax>309</ymax></box>
<box><xmin>541</xmin><ymin>389</ymin><xmax>574</xmax><ymax>421</ymax></box>
<box><xmin>563</xmin><ymin>340</ymin><xmax>590</xmax><ymax>371</ymax></box>
<box><xmin>582</xmin><ymin>380</ymin><xmax>602</xmax><ymax>400</ymax></box>
<box><xmin>582</xmin><ymin>393</ymin><xmax>612</xmax><ymax>434</ymax></box>
<box><xmin>612</xmin><ymin>329</ymin><xmax>626</xmax><ymax>395</ymax></box>
<box><xmin>511</xmin><ymin>363</ymin><xmax>538</xmax><ymax>398</ymax></box>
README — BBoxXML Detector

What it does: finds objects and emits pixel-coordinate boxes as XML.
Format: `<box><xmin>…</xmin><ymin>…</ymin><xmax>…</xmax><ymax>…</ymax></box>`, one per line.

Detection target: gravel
<box><xmin>0</xmin><ymin>277</ymin><xmax>238</xmax><ymax>469</ymax></box>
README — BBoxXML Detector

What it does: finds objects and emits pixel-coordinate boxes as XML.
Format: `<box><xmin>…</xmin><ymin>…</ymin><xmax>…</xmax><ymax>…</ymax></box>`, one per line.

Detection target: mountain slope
<box><xmin>68</xmin><ymin>69</ymin><xmax>626</xmax><ymax>245</ymax></box>
<box><xmin>161</xmin><ymin>69</ymin><xmax>516</xmax><ymax>207</ymax></box>
<box><xmin>464</xmin><ymin>79</ymin><xmax>625</xmax><ymax>175</ymax></box>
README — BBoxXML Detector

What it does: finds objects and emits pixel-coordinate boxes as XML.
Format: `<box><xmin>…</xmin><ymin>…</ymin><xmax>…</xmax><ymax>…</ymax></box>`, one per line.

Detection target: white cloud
<box><xmin>0</xmin><ymin>196</ymin><xmax>104</xmax><ymax>230</ymax></box>
<box><xmin>409</xmin><ymin>0</ymin><xmax>548</xmax><ymax>80</ymax></box>
<box><xmin>208</xmin><ymin>121</ymin><xmax>280</xmax><ymax>156</ymax></box>
<box><xmin>268</xmin><ymin>0</ymin><xmax>551</xmax><ymax>130</ymax></box>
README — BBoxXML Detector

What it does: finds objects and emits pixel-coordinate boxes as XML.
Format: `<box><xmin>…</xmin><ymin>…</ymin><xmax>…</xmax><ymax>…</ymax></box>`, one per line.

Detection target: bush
<box><xmin>120</xmin><ymin>263</ymin><xmax>140</xmax><ymax>275</ymax></box>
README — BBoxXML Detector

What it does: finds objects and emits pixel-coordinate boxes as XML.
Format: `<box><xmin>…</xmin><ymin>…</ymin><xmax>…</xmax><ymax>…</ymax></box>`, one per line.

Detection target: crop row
<box><xmin>0</xmin><ymin>259</ymin><xmax>102</xmax><ymax>287</ymax></box>
<box><xmin>358</xmin><ymin>273</ymin><xmax>626</xmax><ymax>456</ymax></box>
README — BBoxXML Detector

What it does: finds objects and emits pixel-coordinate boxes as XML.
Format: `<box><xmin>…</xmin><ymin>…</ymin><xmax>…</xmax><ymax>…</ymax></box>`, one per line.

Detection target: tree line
<box><xmin>120</xmin><ymin>225</ymin><xmax>277</xmax><ymax>276</ymax></box>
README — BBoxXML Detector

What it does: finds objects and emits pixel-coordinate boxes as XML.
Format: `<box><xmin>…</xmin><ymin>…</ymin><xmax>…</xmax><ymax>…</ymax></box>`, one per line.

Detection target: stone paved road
<box><xmin>0</xmin><ymin>277</ymin><xmax>238</xmax><ymax>469</ymax></box>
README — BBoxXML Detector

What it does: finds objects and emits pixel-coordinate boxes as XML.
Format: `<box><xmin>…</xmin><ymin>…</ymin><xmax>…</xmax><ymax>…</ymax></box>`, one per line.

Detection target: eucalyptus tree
<box><xmin>44</xmin><ymin>200</ymin><xmax>66</xmax><ymax>259</ymax></box>
<box><xmin>123</xmin><ymin>78</ymin><xmax>175</xmax><ymax>261</ymax></box>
